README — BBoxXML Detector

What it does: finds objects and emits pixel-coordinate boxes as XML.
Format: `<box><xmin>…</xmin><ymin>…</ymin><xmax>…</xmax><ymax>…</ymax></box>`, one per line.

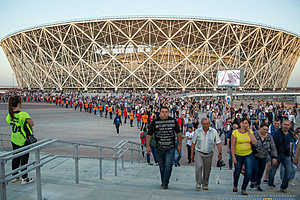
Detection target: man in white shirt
<box><xmin>191</xmin><ymin>118</ymin><xmax>222</xmax><ymax>190</ymax></box>
<box><xmin>185</xmin><ymin>126</ymin><xmax>194</xmax><ymax>164</ymax></box>
<box><xmin>288</xmin><ymin>111</ymin><xmax>296</xmax><ymax>130</ymax></box>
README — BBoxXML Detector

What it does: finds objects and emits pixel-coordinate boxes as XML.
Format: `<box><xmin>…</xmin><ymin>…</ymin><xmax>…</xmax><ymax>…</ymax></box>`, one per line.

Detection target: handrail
<box><xmin>0</xmin><ymin>138</ymin><xmax>144</xmax><ymax>200</ymax></box>
<box><xmin>5</xmin><ymin>156</ymin><xmax>58</xmax><ymax>183</ymax></box>
<box><xmin>113</xmin><ymin>139</ymin><xmax>128</xmax><ymax>149</ymax></box>
<box><xmin>1</xmin><ymin>139</ymin><xmax>57</xmax><ymax>161</ymax></box>
<box><xmin>0</xmin><ymin>139</ymin><xmax>58</xmax><ymax>200</ymax></box>
<box><xmin>126</xmin><ymin>140</ymin><xmax>141</xmax><ymax>146</ymax></box>
<box><xmin>56</xmin><ymin>140</ymin><xmax>116</xmax><ymax>150</ymax></box>
<box><xmin>0</xmin><ymin>139</ymin><xmax>54</xmax><ymax>158</ymax></box>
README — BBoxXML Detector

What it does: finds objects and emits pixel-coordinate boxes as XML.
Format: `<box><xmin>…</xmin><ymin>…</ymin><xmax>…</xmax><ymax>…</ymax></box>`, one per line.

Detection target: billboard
<box><xmin>217</xmin><ymin>69</ymin><xmax>244</xmax><ymax>87</ymax></box>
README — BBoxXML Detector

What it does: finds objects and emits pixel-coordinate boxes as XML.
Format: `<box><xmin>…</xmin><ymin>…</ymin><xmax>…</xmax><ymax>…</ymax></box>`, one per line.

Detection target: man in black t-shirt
<box><xmin>147</xmin><ymin>106</ymin><xmax>182</xmax><ymax>189</ymax></box>
<box><xmin>268</xmin><ymin>120</ymin><xmax>295</xmax><ymax>192</ymax></box>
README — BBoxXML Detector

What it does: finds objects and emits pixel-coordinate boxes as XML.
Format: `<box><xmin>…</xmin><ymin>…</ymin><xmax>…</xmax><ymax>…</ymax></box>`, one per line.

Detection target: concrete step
<box><xmin>5</xmin><ymin>157</ymin><xmax>300</xmax><ymax>200</ymax></box>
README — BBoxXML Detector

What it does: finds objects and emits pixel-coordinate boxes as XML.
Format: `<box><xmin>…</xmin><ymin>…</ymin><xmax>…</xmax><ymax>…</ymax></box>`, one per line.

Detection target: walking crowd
<box><xmin>2</xmin><ymin>90</ymin><xmax>300</xmax><ymax>195</ymax></box>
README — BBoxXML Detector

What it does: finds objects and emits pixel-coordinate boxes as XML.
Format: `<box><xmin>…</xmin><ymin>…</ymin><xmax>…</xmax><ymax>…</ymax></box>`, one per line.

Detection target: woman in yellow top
<box><xmin>6</xmin><ymin>96</ymin><xmax>35</xmax><ymax>184</ymax></box>
<box><xmin>231</xmin><ymin>118</ymin><xmax>257</xmax><ymax>195</ymax></box>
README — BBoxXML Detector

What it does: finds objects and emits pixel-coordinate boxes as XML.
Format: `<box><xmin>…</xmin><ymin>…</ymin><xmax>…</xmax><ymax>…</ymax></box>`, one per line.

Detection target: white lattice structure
<box><xmin>1</xmin><ymin>17</ymin><xmax>300</xmax><ymax>90</ymax></box>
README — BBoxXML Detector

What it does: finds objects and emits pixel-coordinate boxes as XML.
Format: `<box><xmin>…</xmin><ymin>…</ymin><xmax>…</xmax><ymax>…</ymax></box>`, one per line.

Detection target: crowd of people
<box><xmin>2</xmin><ymin>89</ymin><xmax>300</xmax><ymax>195</ymax></box>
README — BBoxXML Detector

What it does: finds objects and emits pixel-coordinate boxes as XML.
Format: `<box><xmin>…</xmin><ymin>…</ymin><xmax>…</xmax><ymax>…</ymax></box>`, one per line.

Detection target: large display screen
<box><xmin>217</xmin><ymin>70</ymin><xmax>243</xmax><ymax>87</ymax></box>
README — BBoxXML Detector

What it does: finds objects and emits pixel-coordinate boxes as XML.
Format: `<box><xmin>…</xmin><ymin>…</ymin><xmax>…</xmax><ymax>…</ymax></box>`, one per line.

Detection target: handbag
<box><xmin>251</xmin><ymin>143</ymin><xmax>258</xmax><ymax>154</ymax></box>
<box><xmin>27</xmin><ymin>134</ymin><xmax>38</xmax><ymax>144</ymax></box>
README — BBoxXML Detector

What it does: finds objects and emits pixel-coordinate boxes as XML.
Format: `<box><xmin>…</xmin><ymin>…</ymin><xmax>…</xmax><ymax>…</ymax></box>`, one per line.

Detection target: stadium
<box><xmin>1</xmin><ymin>17</ymin><xmax>300</xmax><ymax>91</ymax></box>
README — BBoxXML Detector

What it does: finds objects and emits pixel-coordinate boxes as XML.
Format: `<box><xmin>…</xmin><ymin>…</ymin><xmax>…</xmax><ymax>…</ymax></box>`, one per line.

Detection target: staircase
<box><xmin>6</xmin><ymin>156</ymin><xmax>300</xmax><ymax>200</ymax></box>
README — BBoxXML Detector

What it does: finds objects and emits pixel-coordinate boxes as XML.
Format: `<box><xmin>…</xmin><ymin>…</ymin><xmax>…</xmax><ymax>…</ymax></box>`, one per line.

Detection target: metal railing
<box><xmin>0</xmin><ymin>139</ymin><xmax>144</xmax><ymax>200</ymax></box>
<box><xmin>0</xmin><ymin>139</ymin><xmax>57</xmax><ymax>200</ymax></box>
<box><xmin>55</xmin><ymin>139</ymin><xmax>143</xmax><ymax>182</ymax></box>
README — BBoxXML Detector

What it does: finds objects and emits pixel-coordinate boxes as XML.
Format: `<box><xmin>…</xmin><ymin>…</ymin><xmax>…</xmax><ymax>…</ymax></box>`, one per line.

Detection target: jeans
<box><xmin>146</xmin><ymin>145</ymin><xmax>158</xmax><ymax>164</ymax></box>
<box><xmin>228</xmin><ymin>153</ymin><xmax>232</xmax><ymax>169</ymax></box>
<box><xmin>115</xmin><ymin>124</ymin><xmax>120</xmax><ymax>134</ymax></box>
<box><xmin>224</xmin><ymin>131</ymin><xmax>231</xmax><ymax>145</ymax></box>
<box><xmin>250</xmin><ymin>156</ymin><xmax>267</xmax><ymax>186</ymax></box>
<box><xmin>151</xmin><ymin>145</ymin><xmax>158</xmax><ymax>163</ymax></box>
<box><xmin>137</xmin><ymin>120</ymin><xmax>141</xmax><ymax>129</ymax></box>
<box><xmin>233</xmin><ymin>154</ymin><xmax>254</xmax><ymax>190</ymax></box>
<box><xmin>157</xmin><ymin>148</ymin><xmax>175</xmax><ymax>186</ymax></box>
<box><xmin>187</xmin><ymin>145</ymin><xmax>192</xmax><ymax>163</ymax></box>
<box><xmin>269</xmin><ymin>154</ymin><xmax>292</xmax><ymax>189</ymax></box>
<box><xmin>174</xmin><ymin>148</ymin><xmax>182</xmax><ymax>166</ymax></box>
<box><xmin>280</xmin><ymin>162</ymin><xmax>297</xmax><ymax>180</ymax></box>
<box><xmin>130</xmin><ymin>119</ymin><xmax>133</xmax><ymax>127</ymax></box>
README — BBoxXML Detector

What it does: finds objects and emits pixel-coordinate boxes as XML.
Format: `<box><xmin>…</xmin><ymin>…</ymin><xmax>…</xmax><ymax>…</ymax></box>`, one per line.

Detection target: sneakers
<box><xmin>268</xmin><ymin>184</ymin><xmax>276</xmax><ymax>189</ymax></box>
<box><xmin>21</xmin><ymin>177</ymin><xmax>34</xmax><ymax>185</ymax></box>
<box><xmin>257</xmin><ymin>186</ymin><xmax>263</xmax><ymax>191</ymax></box>
<box><xmin>202</xmin><ymin>186</ymin><xmax>208</xmax><ymax>190</ymax></box>
<box><xmin>279</xmin><ymin>188</ymin><xmax>287</xmax><ymax>193</ymax></box>
<box><xmin>290</xmin><ymin>179</ymin><xmax>296</xmax><ymax>186</ymax></box>
<box><xmin>10</xmin><ymin>177</ymin><xmax>21</xmax><ymax>183</ymax></box>
<box><xmin>160</xmin><ymin>184</ymin><xmax>168</xmax><ymax>189</ymax></box>
<box><xmin>196</xmin><ymin>184</ymin><xmax>201</xmax><ymax>190</ymax></box>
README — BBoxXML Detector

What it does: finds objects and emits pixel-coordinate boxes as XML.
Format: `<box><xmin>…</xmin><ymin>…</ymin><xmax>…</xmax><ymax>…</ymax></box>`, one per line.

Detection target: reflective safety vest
<box><xmin>130</xmin><ymin>112</ymin><xmax>134</xmax><ymax>120</ymax></box>
<box><xmin>142</xmin><ymin>115</ymin><xmax>148</xmax><ymax>123</ymax></box>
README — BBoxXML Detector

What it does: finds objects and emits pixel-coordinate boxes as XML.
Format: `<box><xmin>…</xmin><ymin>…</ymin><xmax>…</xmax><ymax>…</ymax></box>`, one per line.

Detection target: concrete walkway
<box><xmin>5</xmin><ymin>156</ymin><xmax>300</xmax><ymax>200</ymax></box>
<box><xmin>1</xmin><ymin>103</ymin><xmax>300</xmax><ymax>200</ymax></box>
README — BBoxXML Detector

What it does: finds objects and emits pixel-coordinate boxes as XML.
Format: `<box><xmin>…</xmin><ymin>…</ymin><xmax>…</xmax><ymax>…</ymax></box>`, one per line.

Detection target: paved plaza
<box><xmin>0</xmin><ymin>103</ymin><xmax>300</xmax><ymax>200</ymax></box>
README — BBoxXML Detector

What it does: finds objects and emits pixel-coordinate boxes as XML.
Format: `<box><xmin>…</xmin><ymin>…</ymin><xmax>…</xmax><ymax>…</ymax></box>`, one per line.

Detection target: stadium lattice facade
<box><xmin>1</xmin><ymin>17</ymin><xmax>300</xmax><ymax>90</ymax></box>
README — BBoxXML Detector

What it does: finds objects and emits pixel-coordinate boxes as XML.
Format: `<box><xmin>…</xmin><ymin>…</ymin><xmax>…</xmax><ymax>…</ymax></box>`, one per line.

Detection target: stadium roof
<box><xmin>1</xmin><ymin>15</ymin><xmax>299</xmax><ymax>43</ymax></box>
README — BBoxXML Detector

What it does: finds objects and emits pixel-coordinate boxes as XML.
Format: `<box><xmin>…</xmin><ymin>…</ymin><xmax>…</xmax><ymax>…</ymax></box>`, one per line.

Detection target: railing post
<box><xmin>98</xmin><ymin>147</ymin><xmax>102</xmax><ymax>180</ymax></box>
<box><xmin>121</xmin><ymin>155</ymin><xmax>124</xmax><ymax>169</ymax></box>
<box><xmin>137</xmin><ymin>147</ymin><xmax>140</xmax><ymax>163</ymax></box>
<box><xmin>74</xmin><ymin>144</ymin><xmax>79</xmax><ymax>184</ymax></box>
<box><xmin>35</xmin><ymin>148</ymin><xmax>42</xmax><ymax>200</ymax></box>
<box><xmin>114</xmin><ymin>151</ymin><xmax>118</xmax><ymax>176</ymax></box>
<box><xmin>0</xmin><ymin>160</ymin><xmax>6</xmax><ymax>200</ymax></box>
<box><xmin>130</xmin><ymin>145</ymin><xmax>133</xmax><ymax>164</ymax></box>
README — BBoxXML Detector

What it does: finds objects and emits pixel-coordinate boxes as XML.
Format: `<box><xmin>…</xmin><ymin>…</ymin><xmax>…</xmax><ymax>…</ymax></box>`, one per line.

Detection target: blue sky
<box><xmin>0</xmin><ymin>0</ymin><xmax>299</xmax><ymax>87</ymax></box>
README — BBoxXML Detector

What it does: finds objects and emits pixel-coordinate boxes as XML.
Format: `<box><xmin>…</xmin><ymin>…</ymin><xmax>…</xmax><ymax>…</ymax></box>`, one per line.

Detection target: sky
<box><xmin>0</xmin><ymin>0</ymin><xmax>299</xmax><ymax>87</ymax></box>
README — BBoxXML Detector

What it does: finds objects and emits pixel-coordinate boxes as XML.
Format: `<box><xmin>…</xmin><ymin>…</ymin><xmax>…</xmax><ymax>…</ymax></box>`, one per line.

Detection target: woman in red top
<box><xmin>124</xmin><ymin>108</ymin><xmax>128</xmax><ymax>124</ymax></box>
<box><xmin>136</xmin><ymin>112</ymin><xmax>141</xmax><ymax>129</ymax></box>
